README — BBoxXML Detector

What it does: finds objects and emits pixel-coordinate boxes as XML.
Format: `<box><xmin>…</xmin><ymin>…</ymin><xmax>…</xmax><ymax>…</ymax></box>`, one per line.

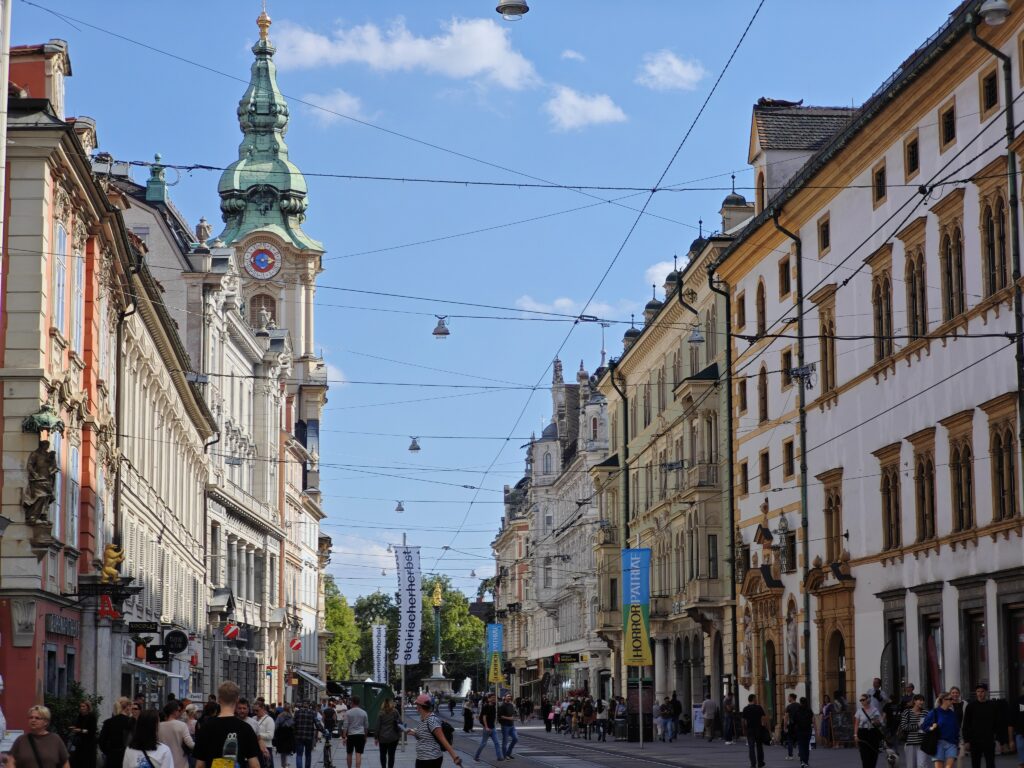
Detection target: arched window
<box><xmin>756</xmin><ymin>171</ymin><xmax>766</xmax><ymax>213</ymax></box>
<box><xmin>756</xmin><ymin>282</ymin><xmax>766</xmax><ymax>337</ymax></box>
<box><xmin>880</xmin><ymin>467</ymin><xmax>901</xmax><ymax>550</ymax></box>
<box><xmin>824</xmin><ymin>488</ymin><xmax>842</xmax><ymax>562</ymax></box>
<box><xmin>708</xmin><ymin>305</ymin><xmax>718</xmax><ymax>359</ymax></box>
<box><xmin>996</xmin><ymin>197</ymin><xmax>1008</xmax><ymax>290</ymax></box>
<box><xmin>591</xmin><ymin>417</ymin><xmax>599</xmax><ymax>441</ymax></box>
<box><xmin>906</xmin><ymin>259</ymin><xmax>920</xmax><ymax>337</ymax></box>
<box><xmin>543</xmin><ymin>451</ymin><xmax>552</xmax><ymax>474</ymax></box>
<box><xmin>757</xmin><ymin>366</ymin><xmax>768</xmax><ymax>423</ymax></box>
<box><xmin>952</xmin><ymin>442</ymin><xmax>974</xmax><ymax>531</ymax></box>
<box><xmin>249</xmin><ymin>294</ymin><xmax>277</xmax><ymax>328</ymax></box>
<box><xmin>983</xmin><ymin>204</ymin><xmax>997</xmax><ymax>297</ymax></box>
<box><xmin>915</xmin><ymin>455</ymin><xmax>936</xmax><ymax>541</ymax></box>
<box><xmin>953</xmin><ymin>227</ymin><xmax>966</xmax><ymax>315</ymax></box>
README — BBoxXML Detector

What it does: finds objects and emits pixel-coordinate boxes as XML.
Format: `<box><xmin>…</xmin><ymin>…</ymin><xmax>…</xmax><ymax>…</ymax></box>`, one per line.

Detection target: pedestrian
<box><xmin>922</xmin><ymin>693</ymin><xmax>960</xmax><ymax>768</ymax></box>
<box><xmin>595</xmin><ymin>697</ymin><xmax>608</xmax><ymax>742</ymax></box>
<box><xmin>785</xmin><ymin>693</ymin><xmax>800</xmax><ymax>759</ymax></box>
<box><xmin>660</xmin><ymin>697</ymin><xmax>675</xmax><ymax>742</ymax></box>
<box><xmin>289</xmin><ymin>703</ymin><xmax>317</xmax><ymax>768</ymax></box>
<box><xmin>652</xmin><ymin>699</ymin><xmax>663</xmax><ymax>742</ymax></box>
<box><xmin>702</xmin><ymin>694</ymin><xmax>718</xmax><ymax>743</ymax></box>
<box><xmin>963</xmin><ymin>684</ymin><xmax>998</xmax><ymax>768</ymax></box>
<box><xmin>193</xmin><ymin>682</ymin><xmax>260</xmax><ymax>768</ymax></box>
<box><xmin>819</xmin><ymin>695</ymin><xmax>833</xmax><ymax>749</ymax></box>
<box><xmin>158</xmin><ymin>702</ymin><xmax>195</xmax><ymax>768</ymax></box>
<box><xmin>742</xmin><ymin>694</ymin><xmax>768</xmax><ymax>768</ymax></box>
<box><xmin>342</xmin><ymin>696</ymin><xmax>368</xmax><ymax>768</ymax></box>
<box><xmin>949</xmin><ymin>687</ymin><xmax>966</xmax><ymax>768</ymax></box>
<box><xmin>723</xmin><ymin>692</ymin><xmax>736</xmax><ymax>745</ymax></box>
<box><xmin>374</xmin><ymin>698</ymin><xmax>402</xmax><ymax>768</ymax></box>
<box><xmin>69</xmin><ymin>700</ymin><xmax>98</xmax><ymax>768</ymax></box>
<box><xmin>1011</xmin><ymin>682</ymin><xmax>1024</xmax><ymax>768</ymax></box>
<box><xmin>898</xmin><ymin>694</ymin><xmax>928</xmax><ymax>768</ymax></box>
<box><xmin>794</xmin><ymin>697</ymin><xmax>814</xmax><ymax>768</ymax></box>
<box><xmin>671</xmin><ymin>693</ymin><xmax>683</xmax><ymax>740</ymax></box>
<box><xmin>540</xmin><ymin>697</ymin><xmax>552</xmax><ymax>734</ymax></box>
<box><xmin>855</xmin><ymin>692</ymin><xmax>886</xmax><ymax>768</ymax></box>
<box><xmin>99</xmin><ymin>698</ymin><xmax>135</xmax><ymax>768</ymax></box>
<box><xmin>11</xmin><ymin>706</ymin><xmax>70</xmax><ymax>768</ymax></box>
<box><xmin>124</xmin><ymin>710</ymin><xmax>173</xmax><ymax>768</ymax></box>
<box><xmin>462</xmin><ymin>698</ymin><xmax>475</xmax><ymax>734</ymax></box>
<box><xmin>497</xmin><ymin>694</ymin><xmax>519</xmax><ymax>758</ymax></box>
<box><xmin>252</xmin><ymin>702</ymin><xmax>275</xmax><ymax>768</ymax></box>
<box><xmin>271</xmin><ymin>705</ymin><xmax>295</xmax><ymax>768</ymax></box>
<box><xmin>581</xmin><ymin>699</ymin><xmax>594</xmax><ymax>741</ymax></box>
<box><xmin>405</xmin><ymin>694</ymin><xmax>461</xmax><ymax>768</ymax></box>
<box><xmin>473</xmin><ymin>693</ymin><xmax>502</xmax><ymax>763</ymax></box>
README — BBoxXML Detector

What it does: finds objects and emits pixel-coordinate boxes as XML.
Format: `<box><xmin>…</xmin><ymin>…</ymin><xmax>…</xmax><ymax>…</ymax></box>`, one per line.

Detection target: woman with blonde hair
<box><xmin>11</xmin><ymin>705</ymin><xmax>70</xmax><ymax>768</ymax></box>
<box><xmin>99</xmin><ymin>698</ymin><xmax>135</xmax><ymax>768</ymax></box>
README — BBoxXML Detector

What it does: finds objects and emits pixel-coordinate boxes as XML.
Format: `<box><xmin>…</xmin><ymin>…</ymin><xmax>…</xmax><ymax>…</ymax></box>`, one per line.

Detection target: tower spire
<box><xmin>257</xmin><ymin>1</ymin><xmax>271</xmax><ymax>42</ymax></box>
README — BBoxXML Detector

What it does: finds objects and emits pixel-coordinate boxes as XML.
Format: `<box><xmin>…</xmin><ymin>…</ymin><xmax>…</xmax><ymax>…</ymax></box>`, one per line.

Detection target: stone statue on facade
<box><xmin>742</xmin><ymin>612</ymin><xmax>753</xmax><ymax>677</ymax></box>
<box><xmin>23</xmin><ymin>439</ymin><xmax>57</xmax><ymax>524</ymax></box>
<box><xmin>785</xmin><ymin>608</ymin><xmax>799</xmax><ymax>676</ymax></box>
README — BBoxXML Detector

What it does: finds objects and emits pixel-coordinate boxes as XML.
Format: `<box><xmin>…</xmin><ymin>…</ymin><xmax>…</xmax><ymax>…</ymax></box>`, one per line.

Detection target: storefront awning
<box><xmin>294</xmin><ymin>669</ymin><xmax>326</xmax><ymax>689</ymax></box>
<box><xmin>125</xmin><ymin>660</ymin><xmax>185</xmax><ymax>679</ymax></box>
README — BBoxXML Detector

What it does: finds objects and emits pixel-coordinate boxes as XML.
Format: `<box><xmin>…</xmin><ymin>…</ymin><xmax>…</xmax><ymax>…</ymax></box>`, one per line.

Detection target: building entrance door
<box><xmin>825</xmin><ymin>630</ymin><xmax>847</xmax><ymax>700</ymax></box>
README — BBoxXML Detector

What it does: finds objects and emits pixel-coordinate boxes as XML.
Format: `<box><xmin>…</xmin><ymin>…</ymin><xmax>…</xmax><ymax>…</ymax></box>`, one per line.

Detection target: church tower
<box><xmin>218</xmin><ymin>6</ymin><xmax>327</xmax><ymax>460</ymax></box>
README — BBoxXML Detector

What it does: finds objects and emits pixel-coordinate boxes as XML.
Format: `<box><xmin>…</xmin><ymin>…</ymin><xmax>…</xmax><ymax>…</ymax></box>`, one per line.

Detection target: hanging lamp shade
<box><xmin>409</xmin><ymin>437</ymin><xmax>421</xmax><ymax>452</ymax></box>
<box><xmin>496</xmin><ymin>1</ymin><xmax>529</xmax><ymax>20</ymax></box>
<box><xmin>979</xmin><ymin>0</ymin><xmax>1010</xmax><ymax>25</ymax></box>
<box><xmin>432</xmin><ymin>316</ymin><xmax>450</xmax><ymax>339</ymax></box>
<box><xmin>687</xmin><ymin>325</ymin><xmax>705</xmax><ymax>346</ymax></box>
<box><xmin>395</xmin><ymin>501</ymin><xmax>405</xmax><ymax>512</ymax></box>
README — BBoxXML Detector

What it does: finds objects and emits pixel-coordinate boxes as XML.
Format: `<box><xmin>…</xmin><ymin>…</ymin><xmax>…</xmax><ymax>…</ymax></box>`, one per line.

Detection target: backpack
<box><xmin>432</xmin><ymin>718</ymin><xmax>455</xmax><ymax>747</ymax></box>
<box><xmin>596</xmin><ymin>700</ymin><xmax>605</xmax><ymax>714</ymax></box>
<box><xmin>322</xmin><ymin>708</ymin><xmax>337</xmax><ymax>730</ymax></box>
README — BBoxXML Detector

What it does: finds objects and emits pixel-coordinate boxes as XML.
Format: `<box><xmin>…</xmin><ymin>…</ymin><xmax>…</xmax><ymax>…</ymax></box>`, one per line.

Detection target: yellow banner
<box><xmin>488</xmin><ymin>651</ymin><xmax>503</xmax><ymax>683</ymax></box>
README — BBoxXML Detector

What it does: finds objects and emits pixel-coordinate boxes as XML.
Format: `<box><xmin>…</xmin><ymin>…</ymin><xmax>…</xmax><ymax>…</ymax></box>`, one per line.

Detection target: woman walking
<box><xmin>70</xmin><ymin>701</ymin><xmax>98</xmax><ymax>768</ymax></box>
<box><xmin>405</xmin><ymin>694</ymin><xmax>461</xmax><ymax>768</ymax></box>
<box><xmin>921</xmin><ymin>693</ymin><xmax>960</xmax><ymax>768</ymax></box>
<box><xmin>271</xmin><ymin>704</ymin><xmax>295</xmax><ymax>768</ymax></box>
<box><xmin>898</xmin><ymin>694</ymin><xmax>927</xmax><ymax>768</ymax></box>
<box><xmin>99</xmin><ymin>698</ymin><xmax>135</xmax><ymax>768</ymax></box>
<box><xmin>819</xmin><ymin>695</ymin><xmax>833</xmax><ymax>749</ymax></box>
<box><xmin>374</xmin><ymin>699</ymin><xmax>402</xmax><ymax>768</ymax></box>
<box><xmin>854</xmin><ymin>692</ymin><xmax>885</xmax><ymax>768</ymax></box>
<box><xmin>122</xmin><ymin>710</ymin><xmax>173</xmax><ymax>768</ymax></box>
<box><xmin>11</xmin><ymin>706</ymin><xmax>70</xmax><ymax>768</ymax></box>
<box><xmin>461</xmin><ymin>698</ymin><xmax>474</xmax><ymax>734</ymax></box>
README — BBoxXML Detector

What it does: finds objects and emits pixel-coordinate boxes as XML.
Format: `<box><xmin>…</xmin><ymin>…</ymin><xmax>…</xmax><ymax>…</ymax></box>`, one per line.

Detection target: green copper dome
<box><xmin>217</xmin><ymin>16</ymin><xmax>322</xmax><ymax>251</ymax></box>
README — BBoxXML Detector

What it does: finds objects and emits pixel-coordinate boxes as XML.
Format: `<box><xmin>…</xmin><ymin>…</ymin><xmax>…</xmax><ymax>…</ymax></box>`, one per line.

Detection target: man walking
<box><xmin>473</xmin><ymin>693</ymin><xmax>503</xmax><ymax>763</ymax></box>
<box><xmin>253</xmin><ymin>701</ymin><xmax>275</xmax><ymax>768</ymax></box>
<box><xmin>291</xmin><ymin>704</ymin><xmax>320</xmax><ymax>768</ymax></box>
<box><xmin>723</xmin><ymin>691</ymin><xmax>736</xmax><ymax>744</ymax></box>
<box><xmin>742</xmin><ymin>694</ymin><xmax>768</xmax><ymax>768</ymax></box>
<box><xmin>703</xmin><ymin>694</ymin><xmax>719</xmax><ymax>743</ymax></box>
<box><xmin>963</xmin><ymin>684</ymin><xmax>998</xmax><ymax>768</ymax></box>
<box><xmin>784</xmin><ymin>693</ymin><xmax>800</xmax><ymax>759</ymax></box>
<box><xmin>341</xmin><ymin>696</ymin><xmax>368</xmax><ymax>768</ymax></box>
<box><xmin>193</xmin><ymin>682</ymin><xmax>261</xmax><ymax>768</ymax></box>
<box><xmin>498</xmin><ymin>693</ymin><xmax>519</xmax><ymax>759</ymax></box>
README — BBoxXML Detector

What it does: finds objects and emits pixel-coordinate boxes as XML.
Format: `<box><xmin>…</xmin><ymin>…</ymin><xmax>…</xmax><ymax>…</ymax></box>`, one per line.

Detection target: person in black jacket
<box><xmin>69</xmin><ymin>701</ymin><xmax>98</xmax><ymax>768</ymax></box>
<box><xmin>98</xmin><ymin>697</ymin><xmax>135</xmax><ymax>768</ymax></box>
<box><xmin>963</xmin><ymin>684</ymin><xmax>998</xmax><ymax>768</ymax></box>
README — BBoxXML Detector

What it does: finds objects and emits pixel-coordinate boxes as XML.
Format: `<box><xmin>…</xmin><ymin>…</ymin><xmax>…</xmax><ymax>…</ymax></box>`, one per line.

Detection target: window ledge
<box><xmin>978</xmin><ymin>285</ymin><xmax>1013</xmax><ymax>324</ymax></box>
<box><xmin>870</xmin><ymin>356</ymin><xmax>897</xmax><ymax>383</ymax></box>
<box><xmin>948</xmin><ymin>528</ymin><xmax>979</xmax><ymax>552</ymax></box>
<box><xmin>899</xmin><ymin>337</ymin><xmax>931</xmax><ymax>367</ymax></box>
<box><xmin>933</xmin><ymin>315</ymin><xmax>969</xmax><ymax>344</ymax></box>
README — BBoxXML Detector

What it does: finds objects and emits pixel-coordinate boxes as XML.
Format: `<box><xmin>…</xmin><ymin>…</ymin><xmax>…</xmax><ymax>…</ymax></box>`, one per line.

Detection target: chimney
<box><xmin>145</xmin><ymin>154</ymin><xmax>167</xmax><ymax>203</ymax></box>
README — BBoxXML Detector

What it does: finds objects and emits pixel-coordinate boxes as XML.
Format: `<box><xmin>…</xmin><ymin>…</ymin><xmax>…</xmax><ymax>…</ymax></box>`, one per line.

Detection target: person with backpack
<box><xmin>322</xmin><ymin>705</ymin><xmax>338</xmax><ymax>739</ymax></box>
<box><xmin>373</xmin><ymin>698</ymin><xmax>402</xmax><ymax>768</ymax></box>
<box><xmin>581</xmin><ymin>700</ymin><xmax>595</xmax><ymax>741</ymax></box>
<box><xmin>271</xmin><ymin>705</ymin><xmax>295</xmax><ymax>768</ymax></box>
<box><xmin>123</xmin><ymin>710</ymin><xmax>173</xmax><ymax>768</ymax></box>
<box><xmin>193</xmin><ymin>682</ymin><xmax>261</xmax><ymax>768</ymax></box>
<box><xmin>595</xmin><ymin>698</ymin><xmax>608</xmax><ymax>742</ymax></box>
<box><xmin>100</xmin><ymin>698</ymin><xmax>136</xmax><ymax>768</ymax></box>
<box><xmin>11</xmin><ymin>706</ymin><xmax>70</xmax><ymax>768</ymax></box>
<box><xmin>406</xmin><ymin>694</ymin><xmax>461</xmax><ymax>768</ymax></box>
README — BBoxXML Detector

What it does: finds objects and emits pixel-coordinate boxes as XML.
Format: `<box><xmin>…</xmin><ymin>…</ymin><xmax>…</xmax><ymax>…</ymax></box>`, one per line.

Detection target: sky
<box><xmin>12</xmin><ymin>0</ymin><xmax>957</xmax><ymax>600</ymax></box>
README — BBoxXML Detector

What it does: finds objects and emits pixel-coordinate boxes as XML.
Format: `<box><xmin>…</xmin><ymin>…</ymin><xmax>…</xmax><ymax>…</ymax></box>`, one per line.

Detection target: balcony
<box><xmin>685</xmin><ymin>461</ymin><xmax>719</xmax><ymax>489</ymax></box>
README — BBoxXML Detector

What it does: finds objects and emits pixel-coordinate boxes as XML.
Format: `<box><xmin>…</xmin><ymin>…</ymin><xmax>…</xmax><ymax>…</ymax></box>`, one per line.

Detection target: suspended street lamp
<box><xmin>687</xmin><ymin>324</ymin><xmax>705</xmax><ymax>346</ymax></box>
<box><xmin>409</xmin><ymin>436</ymin><xmax>421</xmax><ymax>452</ymax></box>
<box><xmin>432</xmin><ymin>316</ymin><xmax>450</xmax><ymax>339</ymax></box>
<box><xmin>979</xmin><ymin>0</ymin><xmax>1010</xmax><ymax>25</ymax></box>
<box><xmin>496</xmin><ymin>1</ymin><xmax>529</xmax><ymax>20</ymax></box>
<box><xmin>395</xmin><ymin>501</ymin><xmax>405</xmax><ymax>512</ymax></box>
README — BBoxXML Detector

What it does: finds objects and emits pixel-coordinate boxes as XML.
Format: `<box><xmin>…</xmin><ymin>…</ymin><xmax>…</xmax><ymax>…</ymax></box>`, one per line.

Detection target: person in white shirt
<box><xmin>254</xmin><ymin>701</ymin><xmax>276</xmax><ymax>768</ymax></box>
<box><xmin>124</xmin><ymin>710</ymin><xmax>174</xmax><ymax>768</ymax></box>
<box><xmin>157</xmin><ymin>702</ymin><xmax>194</xmax><ymax>768</ymax></box>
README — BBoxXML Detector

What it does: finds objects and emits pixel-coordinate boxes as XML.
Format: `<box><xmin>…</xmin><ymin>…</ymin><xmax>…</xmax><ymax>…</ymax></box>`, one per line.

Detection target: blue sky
<box><xmin>14</xmin><ymin>0</ymin><xmax>955</xmax><ymax>599</ymax></box>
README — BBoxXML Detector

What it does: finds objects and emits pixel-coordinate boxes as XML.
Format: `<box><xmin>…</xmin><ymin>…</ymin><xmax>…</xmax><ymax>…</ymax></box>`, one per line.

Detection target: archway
<box><xmin>825</xmin><ymin>630</ymin><xmax>847</xmax><ymax>701</ymax></box>
<box><xmin>682</xmin><ymin>636</ymin><xmax>693</xmax><ymax>711</ymax></box>
<box><xmin>763</xmin><ymin>639</ymin><xmax>778</xmax><ymax>727</ymax></box>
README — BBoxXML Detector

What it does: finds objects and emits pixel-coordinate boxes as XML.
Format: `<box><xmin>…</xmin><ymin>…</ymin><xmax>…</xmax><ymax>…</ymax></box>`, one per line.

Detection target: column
<box><xmin>304</xmin><ymin>281</ymin><xmax>315</xmax><ymax>356</ymax></box>
<box><xmin>247</xmin><ymin>547</ymin><xmax>255</xmax><ymax>603</ymax></box>
<box><xmin>654</xmin><ymin>638</ymin><xmax>668</xmax><ymax>702</ymax></box>
<box><xmin>229</xmin><ymin>537</ymin><xmax>238</xmax><ymax>596</ymax></box>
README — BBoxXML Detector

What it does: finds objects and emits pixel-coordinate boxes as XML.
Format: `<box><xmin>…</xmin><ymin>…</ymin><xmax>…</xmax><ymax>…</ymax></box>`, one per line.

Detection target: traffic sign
<box><xmin>488</xmin><ymin>652</ymin><xmax>503</xmax><ymax>683</ymax></box>
<box><xmin>223</xmin><ymin>623</ymin><xmax>240</xmax><ymax>640</ymax></box>
<box><xmin>289</xmin><ymin>637</ymin><xmax>302</xmax><ymax>651</ymax></box>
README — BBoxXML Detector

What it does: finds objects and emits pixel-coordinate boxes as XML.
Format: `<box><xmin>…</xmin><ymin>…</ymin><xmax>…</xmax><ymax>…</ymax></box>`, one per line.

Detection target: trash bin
<box><xmin>614</xmin><ymin>719</ymin><xmax>628</xmax><ymax>741</ymax></box>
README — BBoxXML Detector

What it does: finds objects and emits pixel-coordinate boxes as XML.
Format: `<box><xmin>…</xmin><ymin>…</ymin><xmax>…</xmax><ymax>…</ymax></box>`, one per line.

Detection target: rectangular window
<box><xmin>46</xmin><ymin>645</ymin><xmax>58</xmax><ymax>696</ymax></box>
<box><xmin>53</xmin><ymin>223</ymin><xmax>68</xmax><ymax>335</ymax></box>
<box><xmin>52</xmin><ymin>432</ymin><xmax>63</xmax><ymax>540</ymax></box>
<box><xmin>609</xmin><ymin>577</ymin><xmax>618</xmax><ymax>611</ymax></box>
<box><xmin>904</xmin><ymin>133</ymin><xmax>920</xmax><ymax>180</ymax></box>
<box><xmin>782</xmin><ymin>439</ymin><xmax>795</xmax><ymax>479</ymax></box>
<box><xmin>707</xmin><ymin>534</ymin><xmax>719</xmax><ymax>580</ymax></box>
<box><xmin>940</xmin><ymin>99</ymin><xmax>957</xmax><ymax>152</ymax></box>
<box><xmin>736</xmin><ymin>292</ymin><xmax>746</xmax><ymax>329</ymax></box>
<box><xmin>65</xmin><ymin>646</ymin><xmax>76</xmax><ymax>692</ymax></box>
<box><xmin>781</xmin><ymin>349</ymin><xmax>793</xmax><ymax>389</ymax></box>
<box><xmin>72</xmin><ymin>253</ymin><xmax>85</xmax><ymax>355</ymax></box>
<box><xmin>68</xmin><ymin>447</ymin><xmax>80</xmax><ymax>547</ymax></box>
<box><xmin>783</xmin><ymin>533</ymin><xmax>797</xmax><ymax>574</ymax></box>
<box><xmin>873</xmin><ymin>160</ymin><xmax>887</xmax><ymax>207</ymax></box>
<box><xmin>980</xmin><ymin>65</ymin><xmax>999</xmax><ymax>120</ymax></box>
<box><xmin>817</xmin><ymin>214</ymin><xmax>831</xmax><ymax>257</ymax></box>
<box><xmin>759</xmin><ymin>450</ymin><xmax>770</xmax><ymax>489</ymax></box>
<box><xmin>738</xmin><ymin>377</ymin><xmax>748</xmax><ymax>413</ymax></box>
<box><xmin>739</xmin><ymin>461</ymin><xmax>749</xmax><ymax>496</ymax></box>
<box><xmin>778</xmin><ymin>255</ymin><xmax>791</xmax><ymax>298</ymax></box>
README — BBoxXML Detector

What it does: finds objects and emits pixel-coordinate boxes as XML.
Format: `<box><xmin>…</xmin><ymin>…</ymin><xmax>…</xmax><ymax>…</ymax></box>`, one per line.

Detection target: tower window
<box><xmin>249</xmin><ymin>294</ymin><xmax>277</xmax><ymax>328</ymax></box>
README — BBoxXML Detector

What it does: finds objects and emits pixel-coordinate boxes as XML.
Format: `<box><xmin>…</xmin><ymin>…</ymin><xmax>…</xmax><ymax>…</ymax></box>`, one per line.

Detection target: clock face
<box><xmin>243</xmin><ymin>242</ymin><xmax>282</xmax><ymax>280</ymax></box>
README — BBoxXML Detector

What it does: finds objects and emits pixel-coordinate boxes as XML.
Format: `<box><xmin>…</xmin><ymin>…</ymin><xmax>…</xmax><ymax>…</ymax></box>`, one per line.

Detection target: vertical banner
<box><xmin>622</xmin><ymin>548</ymin><xmax>653</xmax><ymax>666</ymax></box>
<box><xmin>394</xmin><ymin>546</ymin><xmax>422</xmax><ymax>666</ymax></box>
<box><xmin>372</xmin><ymin>624</ymin><xmax>387</xmax><ymax>683</ymax></box>
<box><xmin>487</xmin><ymin>623</ymin><xmax>504</xmax><ymax>683</ymax></box>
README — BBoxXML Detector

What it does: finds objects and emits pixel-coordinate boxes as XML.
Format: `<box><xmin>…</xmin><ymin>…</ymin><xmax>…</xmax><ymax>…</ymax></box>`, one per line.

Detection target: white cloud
<box><xmin>275</xmin><ymin>17</ymin><xmax>540</xmax><ymax>90</ymax></box>
<box><xmin>543</xmin><ymin>85</ymin><xmax>627</xmax><ymax>132</ymax></box>
<box><xmin>515</xmin><ymin>295</ymin><xmax>636</xmax><ymax>320</ymax></box>
<box><xmin>325</xmin><ymin>361</ymin><xmax>347</xmax><ymax>386</ymax></box>
<box><xmin>636</xmin><ymin>50</ymin><xmax>706</xmax><ymax>91</ymax></box>
<box><xmin>302</xmin><ymin>88</ymin><xmax>368</xmax><ymax>124</ymax></box>
<box><xmin>645</xmin><ymin>260</ymin><xmax>676</xmax><ymax>289</ymax></box>
<box><xmin>561</xmin><ymin>49</ymin><xmax>586</xmax><ymax>62</ymax></box>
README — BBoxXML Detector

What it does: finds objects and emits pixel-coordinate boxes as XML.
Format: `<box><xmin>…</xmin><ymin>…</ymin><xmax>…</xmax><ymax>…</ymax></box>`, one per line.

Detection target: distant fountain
<box><xmin>458</xmin><ymin>677</ymin><xmax>472</xmax><ymax>697</ymax></box>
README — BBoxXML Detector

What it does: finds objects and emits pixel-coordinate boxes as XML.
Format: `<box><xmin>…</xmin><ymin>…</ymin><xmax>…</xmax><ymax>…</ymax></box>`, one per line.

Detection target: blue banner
<box><xmin>486</xmin><ymin>623</ymin><xmax>504</xmax><ymax>654</ymax></box>
<box><xmin>621</xmin><ymin>548</ymin><xmax>653</xmax><ymax>666</ymax></box>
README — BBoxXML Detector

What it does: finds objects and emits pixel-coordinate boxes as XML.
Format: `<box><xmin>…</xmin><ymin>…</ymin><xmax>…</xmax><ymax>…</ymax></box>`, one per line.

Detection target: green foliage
<box><xmin>476</xmin><ymin>576</ymin><xmax>497</xmax><ymax>600</ymax></box>
<box><xmin>353</xmin><ymin>591</ymin><xmax>400</xmax><ymax>679</ymax></box>
<box><xmin>45</xmin><ymin>681</ymin><xmax>102</xmax><ymax>740</ymax></box>
<box><xmin>324</xmin><ymin>576</ymin><xmax>361</xmax><ymax>679</ymax></box>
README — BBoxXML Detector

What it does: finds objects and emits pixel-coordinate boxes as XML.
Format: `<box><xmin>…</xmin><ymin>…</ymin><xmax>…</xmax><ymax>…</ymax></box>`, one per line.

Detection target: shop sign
<box><xmin>129</xmin><ymin>622</ymin><xmax>159</xmax><ymax>633</ymax></box>
<box><xmin>552</xmin><ymin>652</ymin><xmax>581</xmax><ymax>664</ymax></box>
<box><xmin>45</xmin><ymin>614</ymin><xmax>80</xmax><ymax>637</ymax></box>
<box><xmin>165</xmin><ymin>630</ymin><xmax>189</xmax><ymax>655</ymax></box>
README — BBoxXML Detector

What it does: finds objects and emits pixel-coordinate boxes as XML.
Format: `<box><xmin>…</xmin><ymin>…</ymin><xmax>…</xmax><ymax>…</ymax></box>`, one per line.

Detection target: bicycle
<box><xmin>321</xmin><ymin>736</ymin><xmax>334</xmax><ymax>768</ymax></box>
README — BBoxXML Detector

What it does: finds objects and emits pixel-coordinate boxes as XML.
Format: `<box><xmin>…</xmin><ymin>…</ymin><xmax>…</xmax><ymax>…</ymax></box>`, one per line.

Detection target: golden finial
<box><xmin>257</xmin><ymin>1</ymin><xmax>272</xmax><ymax>42</ymax></box>
<box><xmin>432</xmin><ymin>582</ymin><xmax>443</xmax><ymax>608</ymax></box>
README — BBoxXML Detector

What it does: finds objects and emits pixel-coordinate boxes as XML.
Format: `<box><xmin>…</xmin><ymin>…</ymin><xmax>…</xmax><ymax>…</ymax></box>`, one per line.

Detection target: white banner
<box><xmin>394</xmin><ymin>546</ymin><xmax>421</xmax><ymax>666</ymax></box>
<box><xmin>372</xmin><ymin>624</ymin><xmax>387</xmax><ymax>683</ymax></box>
